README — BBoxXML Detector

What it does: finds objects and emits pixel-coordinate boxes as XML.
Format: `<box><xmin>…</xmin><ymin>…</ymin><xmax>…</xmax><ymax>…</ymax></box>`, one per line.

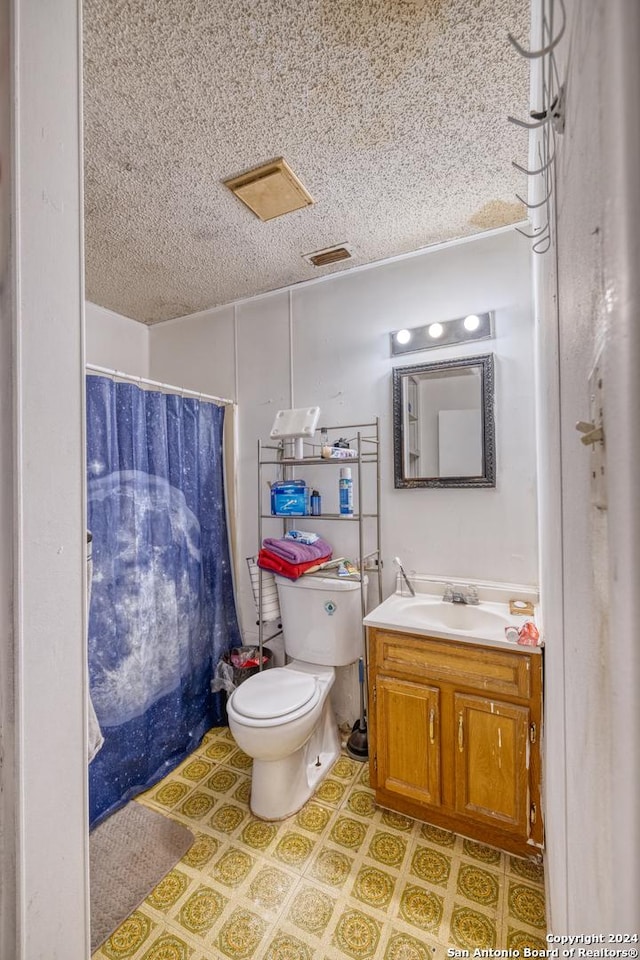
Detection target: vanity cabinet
<box><xmin>376</xmin><ymin>676</ymin><xmax>441</xmax><ymax>807</ymax></box>
<box><xmin>368</xmin><ymin>627</ymin><xmax>543</xmax><ymax>858</ymax></box>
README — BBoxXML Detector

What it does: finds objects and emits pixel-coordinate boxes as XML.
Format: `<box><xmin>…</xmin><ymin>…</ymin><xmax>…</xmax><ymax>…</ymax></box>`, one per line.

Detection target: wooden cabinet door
<box><xmin>376</xmin><ymin>675</ymin><xmax>441</xmax><ymax>807</ymax></box>
<box><xmin>454</xmin><ymin>693</ymin><xmax>530</xmax><ymax>835</ymax></box>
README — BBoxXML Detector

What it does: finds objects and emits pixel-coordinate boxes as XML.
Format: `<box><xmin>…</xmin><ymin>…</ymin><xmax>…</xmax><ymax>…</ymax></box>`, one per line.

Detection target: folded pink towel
<box><xmin>261</xmin><ymin>536</ymin><xmax>333</xmax><ymax>565</ymax></box>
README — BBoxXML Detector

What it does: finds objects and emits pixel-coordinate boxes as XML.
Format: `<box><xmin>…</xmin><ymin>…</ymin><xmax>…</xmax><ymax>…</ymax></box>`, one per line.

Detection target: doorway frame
<box><xmin>1</xmin><ymin>0</ymin><xmax>89</xmax><ymax>957</ymax></box>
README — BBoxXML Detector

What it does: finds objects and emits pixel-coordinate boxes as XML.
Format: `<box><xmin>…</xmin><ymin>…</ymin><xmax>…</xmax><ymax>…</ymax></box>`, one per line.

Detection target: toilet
<box><xmin>226</xmin><ymin>574</ymin><xmax>363</xmax><ymax>820</ymax></box>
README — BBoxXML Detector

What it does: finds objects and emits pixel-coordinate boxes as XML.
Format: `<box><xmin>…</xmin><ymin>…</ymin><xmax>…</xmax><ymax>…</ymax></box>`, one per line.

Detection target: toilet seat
<box><xmin>231</xmin><ymin>667</ymin><xmax>320</xmax><ymax>723</ymax></box>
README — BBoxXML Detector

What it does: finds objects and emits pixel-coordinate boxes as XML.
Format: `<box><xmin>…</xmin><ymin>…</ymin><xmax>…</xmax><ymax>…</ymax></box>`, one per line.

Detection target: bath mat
<box><xmin>89</xmin><ymin>801</ymin><xmax>193</xmax><ymax>952</ymax></box>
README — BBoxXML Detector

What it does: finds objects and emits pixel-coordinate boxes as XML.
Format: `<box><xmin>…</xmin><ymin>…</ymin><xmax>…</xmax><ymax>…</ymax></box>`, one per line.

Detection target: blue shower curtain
<box><xmin>86</xmin><ymin>375</ymin><xmax>241</xmax><ymax>827</ymax></box>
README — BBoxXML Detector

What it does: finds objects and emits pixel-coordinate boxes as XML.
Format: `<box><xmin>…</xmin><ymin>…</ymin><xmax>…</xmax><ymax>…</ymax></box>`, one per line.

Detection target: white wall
<box><xmin>151</xmin><ymin>228</ymin><xmax>537</xmax><ymax>724</ymax></box>
<box><xmin>85</xmin><ymin>300</ymin><xmax>149</xmax><ymax>375</ymax></box>
<box><xmin>150</xmin><ymin>302</ymin><xmax>237</xmax><ymax>401</ymax></box>
<box><xmin>2</xmin><ymin>0</ymin><xmax>89</xmax><ymax>957</ymax></box>
<box><xmin>0</xmin><ymin>0</ymin><xmax>16</xmax><ymax>953</ymax></box>
<box><xmin>536</xmin><ymin>0</ymin><xmax>640</xmax><ymax>932</ymax></box>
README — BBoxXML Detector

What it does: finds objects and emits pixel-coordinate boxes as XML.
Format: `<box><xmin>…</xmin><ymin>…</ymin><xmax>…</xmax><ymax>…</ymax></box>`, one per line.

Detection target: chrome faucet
<box><xmin>464</xmin><ymin>584</ymin><xmax>479</xmax><ymax>604</ymax></box>
<box><xmin>442</xmin><ymin>582</ymin><xmax>479</xmax><ymax>605</ymax></box>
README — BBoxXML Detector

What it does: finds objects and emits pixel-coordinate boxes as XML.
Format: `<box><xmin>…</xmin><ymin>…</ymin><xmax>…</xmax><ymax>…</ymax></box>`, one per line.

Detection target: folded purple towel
<box><xmin>262</xmin><ymin>536</ymin><xmax>333</xmax><ymax>564</ymax></box>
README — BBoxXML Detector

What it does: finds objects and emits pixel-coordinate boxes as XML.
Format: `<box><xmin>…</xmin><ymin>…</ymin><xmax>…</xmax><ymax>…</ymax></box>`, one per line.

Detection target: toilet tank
<box><xmin>274</xmin><ymin>574</ymin><xmax>366</xmax><ymax>666</ymax></box>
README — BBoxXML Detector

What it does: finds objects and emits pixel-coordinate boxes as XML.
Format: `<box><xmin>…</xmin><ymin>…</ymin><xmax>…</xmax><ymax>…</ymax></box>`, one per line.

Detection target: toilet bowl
<box><xmin>227</xmin><ymin>573</ymin><xmax>364</xmax><ymax>820</ymax></box>
<box><xmin>227</xmin><ymin>661</ymin><xmax>340</xmax><ymax>820</ymax></box>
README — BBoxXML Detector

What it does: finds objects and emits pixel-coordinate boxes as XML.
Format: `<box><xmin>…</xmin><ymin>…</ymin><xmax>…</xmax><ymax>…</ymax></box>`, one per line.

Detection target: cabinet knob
<box><xmin>429</xmin><ymin>708</ymin><xmax>435</xmax><ymax>744</ymax></box>
<box><xmin>458</xmin><ymin>713</ymin><xmax>464</xmax><ymax>752</ymax></box>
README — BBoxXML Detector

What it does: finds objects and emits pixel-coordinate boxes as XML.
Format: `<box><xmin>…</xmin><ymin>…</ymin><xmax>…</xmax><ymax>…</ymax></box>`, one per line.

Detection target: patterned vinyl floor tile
<box><xmin>287</xmin><ymin>881</ymin><xmax>339</xmax><ymax>937</ymax></box>
<box><xmin>308</xmin><ymin>843</ymin><xmax>358</xmax><ymax>892</ymax></box>
<box><xmin>331</xmin><ymin>904</ymin><xmax>384</xmax><ymax>958</ymax></box>
<box><xmin>375</xmin><ymin>808</ymin><xmax>418</xmax><ymax>836</ymax></box>
<box><xmin>94</xmin><ymin>924</ymin><xmax>191</xmax><ymax>960</ymax></box>
<box><xmin>505</xmin><ymin>879</ymin><xmax>547</xmax><ymax>930</ymax></box>
<box><xmin>177</xmin><ymin>757</ymin><xmax>215</xmax><ymax>784</ymax></box>
<box><xmin>329</xmin><ymin>814</ymin><xmax>372</xmax><ymax>852</ymax></box>
<box><xmin>245</xmin><ymin>863</ymin><xmax>299</xmax><ymax>919</ymax></box>
<box><xmin>261</xmin><ymin>923</ymin><xmax>320</xmax><ymax>960</ymax></box>
<box><xmin>345</xmin><ymin>790</ymin><xmax>377</xmax><ymax>820</ymax></box>
<box><xmin>507</xmin><ymin>854</ymin><xmax>545</xmax><ymax>885</ymax></box>
<box><xmin>91</xmin><ymin>725</ymin><xmax>547</xmax><ymax>960</ymax></box>
<box><xmin>418</xmin><ymin>823</ymin><xmax>458</xmax><ymax>850</ymax></box>
<box><xmin>377</xmin><ymin>924</ymin><xmax>442</xmax><ymax>960</ymax></box>
<box><xmin>95</xmin><ymin>909</ymin><xmax>156</xmax><ymax>960</ymax></box>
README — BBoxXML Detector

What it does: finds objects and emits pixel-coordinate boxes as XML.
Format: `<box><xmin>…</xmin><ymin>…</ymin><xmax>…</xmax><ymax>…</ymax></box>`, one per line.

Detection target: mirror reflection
<box><xmin>393</xmin><ymin>354</ymin><xmax>496</xmax><ymax>488</ymax></box>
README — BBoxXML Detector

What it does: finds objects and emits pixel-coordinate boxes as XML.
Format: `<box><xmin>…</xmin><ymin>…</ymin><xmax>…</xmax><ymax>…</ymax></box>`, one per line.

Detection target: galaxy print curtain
<box><xmin>86</xmin><ymin>375</ymin><xmax>241</xmax><ymax>827</ymax></box>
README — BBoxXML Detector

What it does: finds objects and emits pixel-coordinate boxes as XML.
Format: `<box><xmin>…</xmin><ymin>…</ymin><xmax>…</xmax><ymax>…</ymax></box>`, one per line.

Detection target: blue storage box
<box><xmin>270</xmin><ymin>480</ymin><xmax>309</xmax><ymax>516</ymax></box>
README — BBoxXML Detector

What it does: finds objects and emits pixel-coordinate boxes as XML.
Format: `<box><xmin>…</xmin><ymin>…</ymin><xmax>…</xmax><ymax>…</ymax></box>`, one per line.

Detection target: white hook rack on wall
<box><xmin>507</xmin><ymin>0</ymin><xmax>567</xmax><ymax>256</ymax></box>
<box><xmin>507</xmin><ymin>0</ymin><xmax>566</xmax><ymax>59</ymax></box>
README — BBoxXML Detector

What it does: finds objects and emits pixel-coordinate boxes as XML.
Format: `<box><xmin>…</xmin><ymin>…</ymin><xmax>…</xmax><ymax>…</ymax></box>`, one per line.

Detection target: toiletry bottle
<box><xmin>310</xmin><ymin>490</ymin><xmax>321</xmax><ymax>516</ymax></box>
<box><xmin>320</xmin><ymin>427</ymin><xmax>331</xmax><ymax>459</ymax></box>
<box><xmin>339</xmin><ymin>467</ymin><xmax>353</xmax><ymax>517</ymax></box>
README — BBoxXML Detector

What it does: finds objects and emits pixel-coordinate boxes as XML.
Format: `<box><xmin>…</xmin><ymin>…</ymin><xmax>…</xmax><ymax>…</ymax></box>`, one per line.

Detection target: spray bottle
<box><xmin>339</xmin><ymin>467</ymin><xmax>353</xmax><ymax>517</ymax></box>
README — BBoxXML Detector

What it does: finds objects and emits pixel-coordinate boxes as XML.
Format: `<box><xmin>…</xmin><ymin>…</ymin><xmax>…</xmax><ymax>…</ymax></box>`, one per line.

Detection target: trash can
<box><xmin>225</xmin><ymin>645</ymin><xmax>274</xmax><ymax>687</ymax></box>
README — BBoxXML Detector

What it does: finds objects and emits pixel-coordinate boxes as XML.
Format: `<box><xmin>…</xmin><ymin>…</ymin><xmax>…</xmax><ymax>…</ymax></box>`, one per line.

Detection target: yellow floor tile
<box><xmin>92</xmin><ymin>725</ymin><xmax>547</xmax><ymax>959</ymax></box>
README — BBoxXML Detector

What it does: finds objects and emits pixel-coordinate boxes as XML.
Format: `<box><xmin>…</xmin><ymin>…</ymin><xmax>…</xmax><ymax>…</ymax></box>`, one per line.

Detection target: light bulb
<box><xmin>428</xmin><ymin>323</ymin><xmax>444</xmax><ymax>339</ymax></box>
<box><xmin>464</xmin><ymin>314</ymin><xmax>480</xmax><ymax>332</ymax></box>
<box><xmin>395</xmin><ymin>329</ymin><xmax>411</xmax><ymax>345</ymax></box>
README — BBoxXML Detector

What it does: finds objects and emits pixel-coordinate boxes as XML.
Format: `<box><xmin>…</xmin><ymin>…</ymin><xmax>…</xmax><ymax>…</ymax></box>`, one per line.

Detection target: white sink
<box><xmin>411</xmin><ymin>601</ymin><xmax>512</xmax><ymax>633</ymax></box>
<box><xmin>363</xmin><ymin>590</ymin><xmax>538</xmax><ymax>650</ymax></box>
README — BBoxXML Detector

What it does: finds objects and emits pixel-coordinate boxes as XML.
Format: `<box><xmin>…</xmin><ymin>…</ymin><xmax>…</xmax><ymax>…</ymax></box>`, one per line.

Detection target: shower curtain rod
<box><xmin>86</xmin><ymin>363</ymin><xmax>235</xmax><ymax>407</ymax></box>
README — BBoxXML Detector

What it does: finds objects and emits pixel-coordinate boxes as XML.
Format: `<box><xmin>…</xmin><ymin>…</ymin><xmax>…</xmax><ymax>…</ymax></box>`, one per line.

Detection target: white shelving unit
<box><xmin>256</xmin><ymin>419</ymin><xmax>383</xmax><ymax>667</ymax></box>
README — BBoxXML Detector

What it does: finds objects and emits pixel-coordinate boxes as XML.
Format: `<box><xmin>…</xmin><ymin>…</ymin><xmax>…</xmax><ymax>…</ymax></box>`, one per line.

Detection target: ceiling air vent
<box><xmin>303</xmin><ymin>243</ymin><xmax>353</xmax><ymax>267</ymax></box>
<box><xmin>223</xmin><ymin>157</ymin><xmax>313</xmax><ymax>221</ymax></box>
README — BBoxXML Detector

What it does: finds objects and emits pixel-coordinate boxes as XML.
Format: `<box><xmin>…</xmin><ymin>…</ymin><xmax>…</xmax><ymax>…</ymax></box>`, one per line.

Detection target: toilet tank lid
<box><xmin>274</xmin><ymin>574</ymin><xmax>365</xmax><ymax>592</ymax></box>
<box><xmin>232</xmin><ymin>668</ymin><xmax>317</xmax><ymax>720</ymax></box>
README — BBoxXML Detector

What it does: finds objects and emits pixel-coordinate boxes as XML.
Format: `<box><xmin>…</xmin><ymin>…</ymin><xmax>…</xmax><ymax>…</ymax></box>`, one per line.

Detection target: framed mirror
<box><xmin>393</xmin><ymin>353</ymin><xmax>496</xmax><ymax>488</ymax></box>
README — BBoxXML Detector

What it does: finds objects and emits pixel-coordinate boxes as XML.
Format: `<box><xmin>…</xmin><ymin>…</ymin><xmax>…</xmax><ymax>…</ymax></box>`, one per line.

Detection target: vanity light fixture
<box><xmin>390</xmin><ymin>311</ymin><xmax>494</xmax><ymax>356</ymax></box>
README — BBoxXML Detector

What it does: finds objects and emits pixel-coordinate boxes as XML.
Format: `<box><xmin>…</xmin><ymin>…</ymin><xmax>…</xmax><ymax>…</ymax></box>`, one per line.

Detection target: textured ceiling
<box><xmin>83</xmin><ymin>0</ymin><xmax>531</xmax><ymax>325</ymax></box>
